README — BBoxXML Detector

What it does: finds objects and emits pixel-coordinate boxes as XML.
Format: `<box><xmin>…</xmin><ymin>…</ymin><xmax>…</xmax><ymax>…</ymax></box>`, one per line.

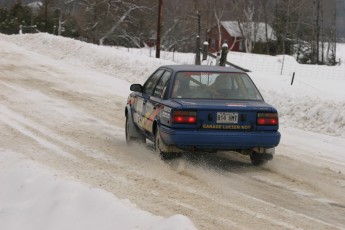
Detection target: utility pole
<box><xmin>329</xmin><ymin>0</ymin><xmax>337</xmax><ymax>65</ymax></box>
<box><xmin>45</xmin><ymin>0</ymin><xmax>48</xmax><ymax>32</ymax></box>
<box><xmin>156</xmin><ymin>0</ymin><xmax>163</xmax><ymax>58</ymax></box>
<box><xmin>195</xmin><ymin>9</ymin><xmax>201</xmax><ymax>65</ymax></box>
<box><xmin>321</xmin><ymin>0</ymin><xmax>324</xmax><ymax>64</ymax></box>
<box><xmin>316</xmin><ymin>0</ymin><xmax>320</xmax><ymax>64</ymax></box>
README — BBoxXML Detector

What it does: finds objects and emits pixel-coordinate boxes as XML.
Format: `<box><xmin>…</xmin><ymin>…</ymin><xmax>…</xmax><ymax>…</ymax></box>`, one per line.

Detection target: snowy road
<box><xmin>1</xmin><ymin>37</ymin><xmax>345</xmax><ymax>230</ymax></box>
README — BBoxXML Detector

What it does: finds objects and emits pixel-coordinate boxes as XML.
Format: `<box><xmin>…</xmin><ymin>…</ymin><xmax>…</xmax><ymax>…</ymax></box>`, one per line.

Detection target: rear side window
<box><xmin>153</xmin><ymin>71</ymin><xmax>171</xmax><ymax>98</ymax></box>
<box><xmin>143</xmin><ymin>69</ymin><xmax>164</xmax><ymax>95</ymax></box>
<box><xmin>240</xmin><ymin>75</ymin><xmax>263</xmax><ymax>100</ymax></box>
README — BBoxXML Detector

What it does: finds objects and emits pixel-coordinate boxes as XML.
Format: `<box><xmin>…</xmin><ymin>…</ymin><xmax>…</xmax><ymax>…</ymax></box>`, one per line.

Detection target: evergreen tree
<box><xmin>0</xmin><ymin>3</ymin><xmax>32</xmax><ymax>34</ymax></box>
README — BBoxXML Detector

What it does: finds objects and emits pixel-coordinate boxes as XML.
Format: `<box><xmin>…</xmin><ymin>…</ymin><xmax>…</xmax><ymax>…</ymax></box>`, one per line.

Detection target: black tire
<box><xmin>125</xmin><ymin>115</ymin><xmax>134</xmax><ymax>144</ymax></box>
<box><xmin>155</xmin><ymin>128</ymin><xmax>181</xmax><ymax>160</ymax></box>
<box><xmin>250</xmin><ymin>152</ymin><xmax>268</xmax><ymax>166</ymax></box>
<box><xmin>154</xmin><ymin>128</ymin><xmax>163</xmax><ymax>154</ymax></box>
<box><xmin>126</xmin><ymin>115</ymin><xmax>145</xmax><ymax>145</ymax></box>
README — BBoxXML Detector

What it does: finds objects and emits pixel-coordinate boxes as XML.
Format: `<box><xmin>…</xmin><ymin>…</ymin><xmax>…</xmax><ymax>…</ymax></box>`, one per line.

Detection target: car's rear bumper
<box><xmin>159</xmin><ymin>125</ymin><xmax>281</xmax><ymax>151</ymax></box>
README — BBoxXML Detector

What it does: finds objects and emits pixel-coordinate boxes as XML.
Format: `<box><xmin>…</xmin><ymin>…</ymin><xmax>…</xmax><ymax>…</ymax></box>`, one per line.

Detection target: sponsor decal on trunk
<box><xmin>202</xmin><ymin>124</ymin><xmax>251</xmax><ymax>130</ymax></box>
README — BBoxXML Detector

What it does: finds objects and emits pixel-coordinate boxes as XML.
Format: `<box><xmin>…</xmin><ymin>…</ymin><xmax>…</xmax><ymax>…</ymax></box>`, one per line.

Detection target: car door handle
<box><xmin>152</xmin><ymin>103</ymin><xmax>159</xmax><ymax>110</ymax></box>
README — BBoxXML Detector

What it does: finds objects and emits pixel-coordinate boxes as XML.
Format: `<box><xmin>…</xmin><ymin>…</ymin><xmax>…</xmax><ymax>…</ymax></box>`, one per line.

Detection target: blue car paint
<box><xmin>159</xmin><ymin>125</ymin><xmax>281</xmax><ymax>150</ymax></box>
<box><xmin>126</xmin><ymin>65</ymin><xmax>281</xmax><ymax>152</ymax></box>
<box><xmin>156</xmin><ymin>99</ymin><xmax>281</xmax><ymax>151</ymax></box>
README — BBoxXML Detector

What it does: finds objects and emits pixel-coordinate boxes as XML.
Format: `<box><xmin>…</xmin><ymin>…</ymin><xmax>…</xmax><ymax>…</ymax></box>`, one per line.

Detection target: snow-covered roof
<box><xmin>221</xmin><ymin>21</ymin><xmax>243</xmax><ymax>37</ymax></box>
<box><xmin>221</xmin><ymin>21</ymin><xmax>276</xmax><ymax>42</ymax></box>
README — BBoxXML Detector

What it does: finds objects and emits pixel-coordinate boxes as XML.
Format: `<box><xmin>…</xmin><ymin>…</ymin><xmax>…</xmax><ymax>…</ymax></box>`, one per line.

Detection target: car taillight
<box><xmin>257</xmin><ymin>113</ymin><xmax>278</xmax><ymax>126</ymax></box>
<box><xmin>172</xmin><ymin>111</ymin><xmax>197</xmax><ymax>124</ymax></box>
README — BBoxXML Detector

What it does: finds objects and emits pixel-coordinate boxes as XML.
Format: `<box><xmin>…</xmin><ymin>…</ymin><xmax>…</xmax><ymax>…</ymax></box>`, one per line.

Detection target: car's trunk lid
<box><xmin>172</xmin><ymin>99</ymin><xmax>275</xmax><ymax>131</ymax></box>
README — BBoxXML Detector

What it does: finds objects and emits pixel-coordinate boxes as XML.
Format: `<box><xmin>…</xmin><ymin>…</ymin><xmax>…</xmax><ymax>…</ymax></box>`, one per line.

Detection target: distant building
<box><xmin>207</xmin><ymin>21</ymin><xmax>276</xmax><ymax>53</ymax></box>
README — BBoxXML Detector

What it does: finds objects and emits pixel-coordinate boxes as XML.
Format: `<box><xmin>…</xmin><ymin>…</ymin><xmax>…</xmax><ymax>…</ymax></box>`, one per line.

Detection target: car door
<box><xmin>142</xmin><ymin>70</ymin><xmax>172</xmax><ymax>135</ymax></box>
<box><xmin>137</xmin><ymin>69</ymin><xmax>165</xmax><ymax>132</ymax></box>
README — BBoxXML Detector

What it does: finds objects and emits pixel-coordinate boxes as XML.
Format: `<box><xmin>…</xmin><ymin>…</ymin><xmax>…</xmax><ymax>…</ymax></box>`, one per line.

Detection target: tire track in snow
<box><xmin>0</xmin><ymin>104</ymin><xmax>75</xmax><ymax>160</ymax></box>
<box><xmin>0</xmin><ymin>81</ymin><xmax>125</xmax><ymax>161</ymax></box>
<box><xmin>166</xmin><ymin>154</ymin><xmax>345</xmax><ymax>229</ymax></box>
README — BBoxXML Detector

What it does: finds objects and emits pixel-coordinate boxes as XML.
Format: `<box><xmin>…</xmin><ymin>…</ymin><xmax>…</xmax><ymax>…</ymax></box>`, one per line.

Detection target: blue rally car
<box><xmin>125</xmin><ymin>65</ymin><xmax>281</xmax><ymax>165</ymax></box>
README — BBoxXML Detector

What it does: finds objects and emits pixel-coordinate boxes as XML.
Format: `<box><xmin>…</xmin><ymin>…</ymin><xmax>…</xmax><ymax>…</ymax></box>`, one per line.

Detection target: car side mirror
<box><xmin>130</xmin><ymin>84</ymin><xmax>143</xmax><ymax>92</ymax></box>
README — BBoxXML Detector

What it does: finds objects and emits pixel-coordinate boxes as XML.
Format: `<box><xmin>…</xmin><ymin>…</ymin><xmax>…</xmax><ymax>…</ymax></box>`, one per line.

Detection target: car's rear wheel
<box><xmin>125</xmin><ymin>114</ymin><xmax>145</xmax><ymax>145</ymax></box>
<box><xmin>154</xmin><ymin>128</ymin><xmax>165</xmax><ymax>158</ymax></box>
<box><xmin>250</xmin><ymin>152</ymin><xmax>270</xmax><ymax>166</ymax></box>
<box><xmin>155</xmin><ymin>128</ymin><xmax>181</xmax><ymax>160</ymax></box>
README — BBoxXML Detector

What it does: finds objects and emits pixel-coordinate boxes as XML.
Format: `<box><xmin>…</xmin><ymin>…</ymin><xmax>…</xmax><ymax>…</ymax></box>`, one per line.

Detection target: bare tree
<box><xmin>325</xmin><ymin>0</ymin><xmax>337</xmax><ymax>65</ymax></box>
<box><xmin>99</xmin><ymin>1</ymin><xmax>145</xmax><ymax>45</ymax></box>
<box><xmin>78</xmin><ymin>0</ymin><xmax>145</xmax><ymax>45</ymax></box>
<box><xmin>242</xmin><ymin>3</ymin><xmax>255</xmax><ymax>52</ymax></box>
<box><xmin>158</xmin><ymin>0</ymin><xmax>198</xmax><ymax>52</ymax></box>
<box><xmin>194</xmin><ymin>0</ymin><xmax>201</xmax><ymax>64</ymax></box>
<box><xmin>78</xmin><ymin>0</ymin><xmax>106</xmax><ymax>43</ymax></box>
<box><xmin>56</xmin><ymin>0</ymin><xmax>77</xmax><ymax>36</ymax></box>
<box><xmin>228</xmin><ymin>0</ymin><xmax>258</xmax><ymax>53</ymax></box>
<box><xmin>258</xmin><ymin>0</ymin><xmax>273</xmax><ymax>54</ymax></box>
<box><xmin>213</xmin><ymin>0</ymin><xmax>225</xmax><ymax>50</ymax></box>
<box><xmin>315</xmin><ymin>0</ymin><xmax>321</xmax><ymax>63</ymax></box>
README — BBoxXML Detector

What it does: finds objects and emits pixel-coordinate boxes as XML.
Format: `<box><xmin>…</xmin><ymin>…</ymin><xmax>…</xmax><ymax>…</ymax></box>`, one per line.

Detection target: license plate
<box><xmin>216</xmin><ymin>112</ymin><xmax>238</xmax><ymax>124</ymax></box>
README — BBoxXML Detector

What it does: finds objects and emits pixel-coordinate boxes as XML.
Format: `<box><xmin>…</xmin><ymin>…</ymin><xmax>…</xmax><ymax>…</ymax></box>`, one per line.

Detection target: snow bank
<box><xmin>1</xmin><ymin>33</ymin><xmax>343</xmax><ymax>137</ymax></box>
<box><xmin>249</xmin><ymin>72</ymin><xmax>345</xmax><ymax>137</ymax></box>
<box><xmin>0</xmin><ymin>33</ymin><xmax>172</xmax><ymax>84</ymax></box>
<box><xmin>0</xmin><ymin>150</ymin><xmax>196</xmax><ymax>230</ymax></box>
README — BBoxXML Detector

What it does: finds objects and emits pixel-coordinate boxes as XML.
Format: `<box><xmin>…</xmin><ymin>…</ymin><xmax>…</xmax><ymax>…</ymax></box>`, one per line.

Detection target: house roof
<box><xmin>220</xmin><ymin>21</ymin><xmax>276</xmax><ymax>42</ymax></box>
<box><xmin>221</xmin><ymin>21</ymin><xmax>242</xmax><ymax>37</ymax></box>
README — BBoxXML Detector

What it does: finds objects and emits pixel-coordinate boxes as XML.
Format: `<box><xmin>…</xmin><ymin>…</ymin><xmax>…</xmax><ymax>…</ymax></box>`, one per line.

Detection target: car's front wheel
<box><xmin>125</xmin><ymin>114</ymin><xmax>145</xmax><ymax>145</ymax></box>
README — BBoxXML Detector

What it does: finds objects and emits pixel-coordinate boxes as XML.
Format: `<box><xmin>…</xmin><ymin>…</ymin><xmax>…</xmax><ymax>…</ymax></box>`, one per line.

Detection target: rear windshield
<box><xmin>171</xmin><ymin>71</ymin><xmax>263</xmax><ymax>100</ymax></box>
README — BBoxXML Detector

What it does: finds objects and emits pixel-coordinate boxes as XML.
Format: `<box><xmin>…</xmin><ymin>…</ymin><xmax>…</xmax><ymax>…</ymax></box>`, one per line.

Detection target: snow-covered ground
<box><xmin>0</xmin><ymin>34</ymin><xmax>195</xmax><ymax>230</ymax></box>
<box><xmin>4</xmin><ymin>33</ymin><xmax>344</xmax><ymax>137</ymax></box>
<box><xmin>0</xmin><ymin>151</ymin><xmax>195</xmax><ymax>230</ymax></box>
<box><xmin>1</xmin><ymin>33</ymin><xmax>345</xmax><ymax>230</ymax></box>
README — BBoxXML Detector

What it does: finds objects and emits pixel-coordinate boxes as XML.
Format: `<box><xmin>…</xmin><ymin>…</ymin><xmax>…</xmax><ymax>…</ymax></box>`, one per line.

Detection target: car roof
<box><xmin>160</xmin><ymin>65</ymin><xmax>245</xmax><ymax>73</ymax></box>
